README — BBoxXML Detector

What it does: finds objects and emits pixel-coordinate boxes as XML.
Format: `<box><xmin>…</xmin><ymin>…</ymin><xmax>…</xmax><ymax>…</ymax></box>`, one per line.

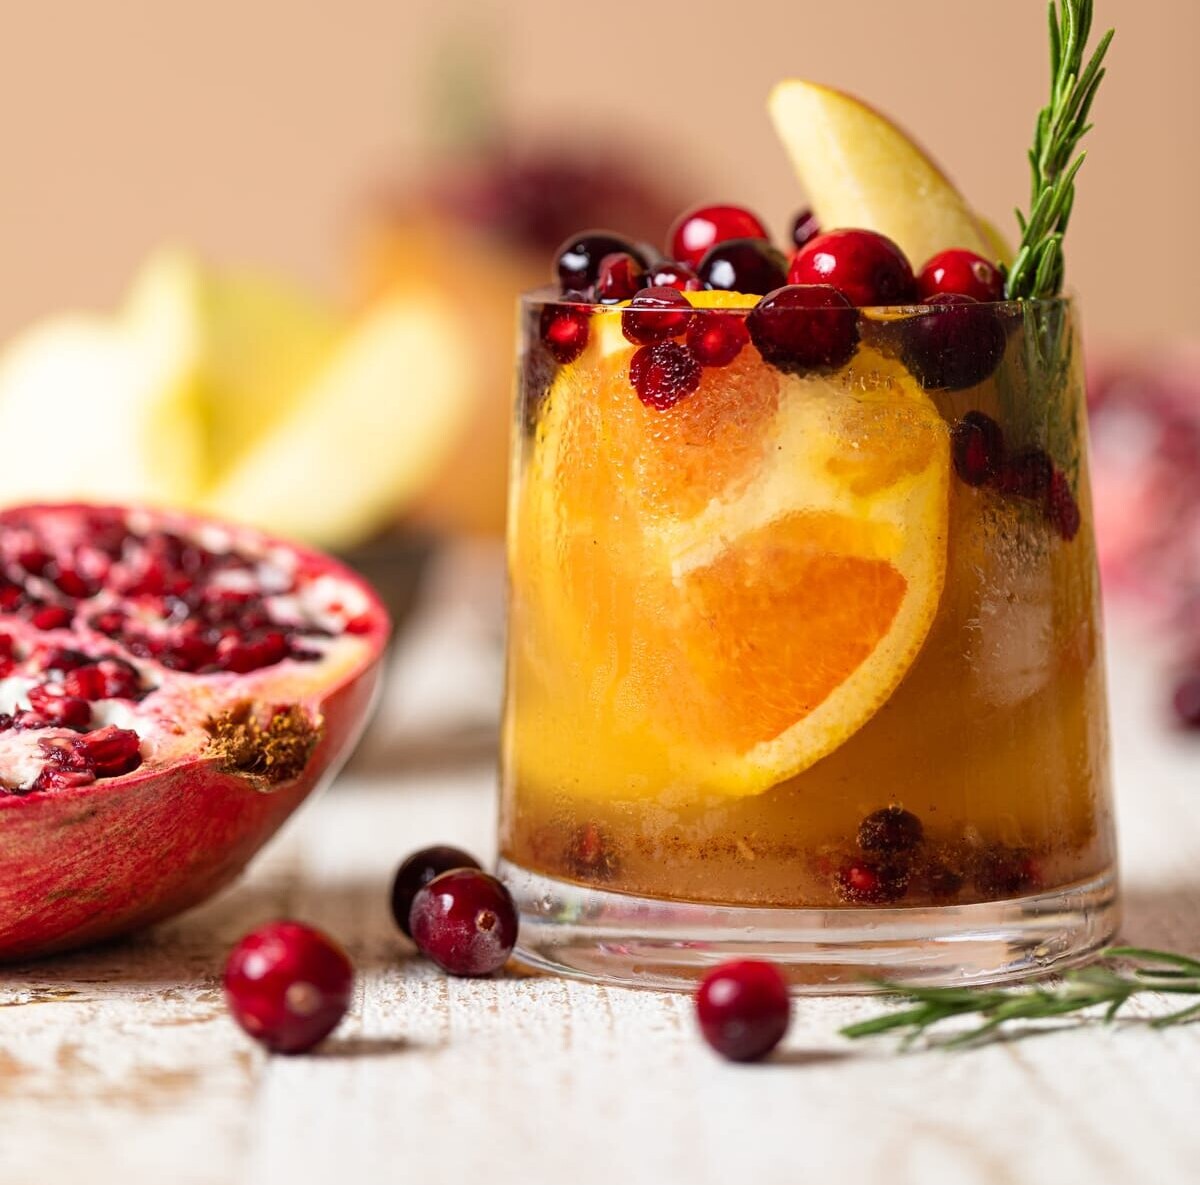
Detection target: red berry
<box><xmin>790</xmin><ymin>208</ymin><xmax>820</xmax><ymax>250</ymax></box>
<box><xmin>410</xmin><ymin>869</ymin><xmax>518</xmax><ymax>977</ymax></box>
<box><xmin>594</xmin><ymin>252</ymin><xmax>648</xmax><ymax>304</ymax></box>
<box><xmin>390</xmin><ymin>844</ymin><xmax>481</xmax><ymax>938</ymax></box>
<box><xmin>74</xmin><ymin>725</ymin><xmax>142</xmax><ymax>776</ymax></box>
<box><xmin>917</xmin><ymin>249</ymin><xmax>1005</xmax><ymax>303</ymax></box>
<box><xmin>695</xmin><ymin>960</ymin><xmax>791</xmax><ymax>1062</ymax></box>
<box><xmin>857</xmin><ymin>806</ymin><xmax>924</xmax><ymax>854</ymax></box>
<box><xmin>669</xmin><ymin>204</ymin><xmax>769</xmax><ymax>269</ymax></box>
<box><xmin>30</xmin><ymin>605</ymin><xmax>72</xmax><ymax>630</ymax></box>
<box><xmin>622</xmin><ymin>286</ymin><xmax>694</xmax><ymax>345</ymax></box>
<box><xmin>60</xmin><ymin>665</ymin><xmax>107</xmax><ymax>701</ymax></box>
<box><xmin>1172</xmin><ymin>671</ymin><xmax>1200</xmax><ymax>729</ymax></box>
<box><xmin>901</xmin><ymin>294</ymin><xmax>1007</xmax><ymax>391</ymax></box>
<box><xmin>698</xmin><ymin>239</ymin><xmax>788</xmax><ymax>296</ymax></box>
<box><xmin>788</xmin><ymin>229</ymin><xmax>916</xmax><ymax>307</ymax></box>
<box><xmin>835</xmin><ymin>859</ymin><xmax>908</xmax><ymax>904</ymax></box>
<box><xmin>647</xmin><ymin>260</ymin><xmax>704</xmax><ymax>292</ymax></box>
<box><xmin>746</xmin><ymin>284</ymin><xmax>859</xmax><ymax>373</ymax></box>
<box><xmin>1045</xmin><ymin>469</ymin><xmax>1081</xmax><ymax>541</ymax></box>
<box><xmin>629</xmin><ymin>341</ymin><xmax>703</xmax><ymax>410</ymax></box>
<box><xmin>223</xmin><ymin>921</ymin><xmax>353</xmax><ymax>1054</ymax></box>
<box><xmin>951</xmin><ymin>411</ymin><xmax>1006</xmax><ymax>487</ymax></box>
<box><xmin>539</xmin><ymin>303</ymin><xmax>591</xmax><ymax>364</ymax></box>
<box><xmin>995</xmin><ymin>447</ymin><xmax>1055</xmax><ymax>501</ymax></box>
<box><xmin>686</xmin><ymin>312</ymin><xmax>749</xmax><ymax>368</ymax></box>
<box><xmin>555</xmin><ymin>231</ymin><xmax>646</xmax><ymax>292</ymax></box>
<box><xmin>975</xmin><ymin>847</ymin><xmax>1038</xmax><ymax>897</ymax></box>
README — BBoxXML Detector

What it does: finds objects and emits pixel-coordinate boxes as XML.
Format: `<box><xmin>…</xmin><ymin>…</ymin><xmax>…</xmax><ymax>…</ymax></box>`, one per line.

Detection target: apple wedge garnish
<box><xmin>769</xmin><ymin>81</ymin><xmax>994</xmax><ymax>269</ymax></box>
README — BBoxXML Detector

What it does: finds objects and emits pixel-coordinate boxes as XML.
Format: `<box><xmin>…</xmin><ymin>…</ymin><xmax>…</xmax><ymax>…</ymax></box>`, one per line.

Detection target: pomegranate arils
<box><xmin>698</xmin><ymin>238</ymin><xmax>788</xmax><ymax>296</ymax></box>
<box><xmin>747</xmin><ymin>284</ymin><xmax>859</xmax><ymax>373</ymax></box>
<box><xmin>951</xmin><ymin>411</ymin><xmax>1006</xmax><ymax>487</ymax></box>
<box><xmin>669</xmin><ymin>204</ymin><xmax>770</xmax><ymax>270</ymax></box>
<box><xmin>224</xmin><ymin>921</ymin><xmax>354</xmax><ymax>1054</ymax></box>
<box><xmin>26</xmin><ymin>685</ymin><xmax>92</xmax><ymax>731</ymax></box>
<box><xmin>790</xmin><ymin>208</ymin><xmax>820</xmax><ymax>249</ymax></box>
<box><xmin>390</xmin><ymin>844</ymin><xmax>482</xmax><ymax>938</ymax></box>
<box><xmin>409</xmin><ymin>868</ymin><xmax>518</xmax><ymax>977</ymax></box>
<box><xmin>917</xmin><ymin>249</ymin><xmax>1005</xmax><ymax>304</ymax></box>
<box><xmin>629</xmin><ymin>342</ymin><xmax>703</xmax><ymax>411</ymax></box>
<box><xmin>789</xmin><ymin>229</ymin><xmax>916</xmax><ymax>307</ymax></box>
<box><xmin>539</xmin><ymin>303</ymin><xmax>590</xmax><ymax>365</ymax></box>
<box><xmin>32</xmin><ymin>767</ymin><xmax>95</xmax><ymax>793</ymax></box>
<box><xmin>995</xmin><ymin>447</ymin><xmax>1055</xmax><ymax>500</ymax></box>
<box><xmin>74</xmin><ymin>726</ymin><xmax>143</xmax><ymax>777</ymax></box>
<box><xmin>647</xmin><ymin>260</ymin><xmax>703</xmax><ymax>292</ymax></box>
<box><xmin>216</xmin><ymin>630</ymin><xmax>289</xmax><ymax>674</ymax></box>
<box><xmin>835</xmin><ymin>859</ymin><xmax>908</xmax><ymax>904</ymax></box>
<box><xmin>594</xmin><ymin>252</ymin><xmax>647</xmax><ymax>304</ymax></box>
<box><xmin>901</xmin><ymin>294</ymin><xmax>1007</xmax><ymax>391</ymax></box>
<box><xmin>695</xmin><ymin>960</ymin><xmax>791</xmax><ymax>1063</ymax></box>
<box><xmin>60</xmin><ymin>665</ymin><xmax>107</xmax><ymax>701</ymax></box>
<box><xmin>621</xmin><ymin>286</ymin><xmax>693</xmax><ymax>345</ymax></box>
<box><xmin>687</xmin><ymin>312</ymin><xmax>750</xmax><ymax>368</ymax></box>
<box><xmin>857</xmin><ymin>806</ymin><xmax>924</xmax><ymax>854</ymax></box>
<box><xmin>30</xmin><ymin>605</ymin><xmax>72</xmax><ymax>630</ymax></box>
<box><xmin>555</xmin><ymin>231</ymin><xmax>646</xmax><ymax>292</ymax></box>
<box><xmin>1045</xmin><ymin>470</ymin><xmax>1081</xmax><ymax>541</ymax></box>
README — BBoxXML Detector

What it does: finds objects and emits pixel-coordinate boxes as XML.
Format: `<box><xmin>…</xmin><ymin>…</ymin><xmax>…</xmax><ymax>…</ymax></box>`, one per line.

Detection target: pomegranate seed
<box><xmin>0</xmin><ymin>713</ymin><xmax>11</xmax><ymax>732</ymax></box>
<box><xmin>698</xmin><ymin>239</ymin><xmax>788</xmax><ymax>296</ymax></box>
<box><xmin>38</xmin><ymin>647</ymin><xmax>92</xmax><ymax>673</ymax></box>
<box><xmin>26</xmin><ymin>686</ymin><xmax>92</xmax><ymax>731</ymax></box>
<box><xmin>646</xmin><ymin>260</ymin><xmax>704</xmax><ymax>292</ymax></box>
<box><xmin>900</xmin><ymin>294</ymin><xmax>1007</xmax><ymax>391</ymax></box>
<box><xmin>216</xmin><ymin>631</ymin><xmax>289</xmax><ymax>674</ymax></box>
<box><xmin>96</xmin><ymin>657</ymin><xmax>142</xmax><ymax>699</ymax></box>
<box><xmin>746</xmin><ymin>284</ymin><xmax>859</xmax><ymax>373</ymax></box>
<box><xmin>409</xmin><ymin>869</ymin><xmax>518</xmax><ymax>977</ymax></box>
<box><xmin>995</xmin><ymin>447</ymin><xmax>1055</xmax><ymax>501</ymax></box>
<box><xmin>74</xmin><ymin>726</ymin><xmax>143</xmax><ymax>777</ymax></box>
<box><xmin>539</xmin><ymin>303</ymin><xmax>591</xmax><ymax>365</ymax></box>
<box><xmin>695</xmin><ymin>960</ymin><xmax>791</xmax><ymax>1062</ymax></box>
<box><xmin>835</xmin><ymin>859</ymin><xmax>908</xmax><ymax>904</ymax></box>
<box><xmin>686</xmin><ymin>312</ymin><xmax>750</xmax><ymax>368</ymax></box>
<box><xmin>156</xmin><ymin>633</ymin><xmax>217</xmax><ymax>672</ymax></box>
<box><xmin>857</xmin><ymin>806</ymin><xmax>924</xmax><ymax>854</ymax></box>
<box><xmin>565</xmin><ymin>821</ymin><xmax>618</xmax><ymax>880</ymax></box>
<box><xmin>0</xmin><ymin>633</ymin><xmax>13</xmax><ymax>659</ymax></box>
<box><xmin>390</xmin><ymin>844</ymin><xmax>482</xmax><ymax>938</ymax></box>
<box><xmin>1172</xmin><ymin>671</ymin><xmax>1200</xmax><ymax>729</ymax></box>
<box><xmin>51</xmin><ymin>566</ymin><xmax>97</xmax><ymax>599</ymax></box>
<box><xmin>223</xmin><ymin>921</ymin><xmax>354</xmax><ymax>1054</ymax></box>
<box><xmin>621</xmin><ymin>286</ymin><xmax>693</xmax><ymax>346</ymax></box>
<box><xmin>16</xmin><ymin>547</ymin><xmax>51</xmax><ymax>576</ymax></box>
<box><xmin>917</xmin><ymin>249</ymin><xmax>1005</xmax><ymax>303</ymax></box>
<box><xmin>90</xmin><ymin>610</ymin><xmax>127</xmax><ymax>637</ymax></box>
<box><xmin>555</xmin><ymin>231</ymin><xmax>646</xmax><ymax>293</ymax></box>
<box><xmin>32</xmin><ymin>767</ymin><xmax>96</xmax><ymax>792</ymax></box>
<box><xmin>789</xmin><ymin>229</ymin><xmax>916</xmax><ymax>307</ymax></box>
<box><xmin>951</xmin><ymin>411</ymin><xmax>1006</xmax><ymax>487</ymax></box>
<box><xmin>30</xmin><ymin>605</ymin><xmax>72</xmax><ymax>630</ymax></box>
<box><xmin>61</xmin><ymin>666</ymin><xmax>107</xmax><ymax>701</ymax></box>
<box><xmin>0</xmin><ymin>584</ymin><xmax>22</xmax><ymax>612</ymax></box>
<box><xmin>594</xmin><ymin>252</ymin><xmax>647</xmax><ymax>304</ymax></box>
<box><xmin>629</xmin><ymin>342</ymin><xmax>703</xmax><ymax>411</ymax></box>
<box><xmin>790</xmin><ymin>208</ymin><xmax>820</xmax><ymax>250</ymax></box>
<box><xmin>669</xmin><ymin>204</ymin><xmax>769</xmax><ymax>269</ymax></box>
<box><xmin>1045</xmin><ymin>470</ymin><xmax>1081</xmax><ymax>541</ymax></box>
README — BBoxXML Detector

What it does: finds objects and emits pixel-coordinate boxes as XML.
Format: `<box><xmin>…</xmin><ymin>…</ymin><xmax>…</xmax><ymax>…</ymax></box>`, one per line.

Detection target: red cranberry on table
<box><xmin>595</xmin><ymin>252</ymin><xmax>649</xmax><ymax>304</ymax></box>
<box><xmin>687</xmin><ymin>312</ymin><xmax>750</xmax><ymax>368</ymax></box>
<box><xmin>698</xmin><ymin>239</ymin><xmax>789</xmax><ymax>296</ymax></box>
<box><xmin>555</xmin><ymin>231</ymin><xmax>648</xmax><ymax>293</ymax></box>
<box><xmin>696</xmin><ymin>960</ymin><xmax>791</xmax><ymax>1062</ymax></box>
<box><xmin>223</xmin><ymin>921</ymin><xmax>354</xmax><ymax>1054</ymax></box>
<box><xmin>788</xmin><ymin>229</ymin><xmax>916</xmax><ymax>307</ymax></box>
<box><xmin>917</xmin><ymin>249</ymin><xmax>1005</xmax><ymax>303</ymax></box>
<box><xmin>539</xmin><ymin>302</ymin><xmax>591</xmax><ymax>364</ymax></box>
<box><xmin>647</xmin><ymin>260</ymin><xmax>704</xmax><ymax>292</ymax></box>
<box><xmin>951</xmin><ymin>411</ymin><xmax>1006</xmax><ymax>487</ymax></box>
<box><xmin>669</xmin><ymin>203</ymin><xmax>770</xmax><ymax>269</ymax></box>
<box><xmin>746</xmin><ymin>284</ymin><xmax>859</xmax><ymax>373</ymax></box>
<box><xmin>390</xmin><ymin>844</ymin><xmax>482</xmax><ymax>938</ymax></box>
<box><xmin>790</xmin><ymin>208</ymin><xmax>820</xmax><ymax>250</ymax></box>
<box><xmin>410</xmin><ymin>868</ymin><xmax>519</xmax><ymax>977</ymax></box>
<box><xmin>622</xmin><ymin>286</ymin><xmax>694</xmax><ymax>346</ymax></box>
<box><xmin>900</xmin><ymin>294</ymin><xmax>1007</xmax><ymax>391</ymax></box>
<box><xmin>630</xmin><ymin>341</ymin><xmax>704</xmax><ymax>410</ymax></box>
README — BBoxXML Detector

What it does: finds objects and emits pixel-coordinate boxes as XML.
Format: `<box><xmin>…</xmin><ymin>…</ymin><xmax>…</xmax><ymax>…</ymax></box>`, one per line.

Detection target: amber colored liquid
<box><xmin>500</xmin><ymin>298</ymin><xmax>1116</xmax><ymax>908</ymax></box>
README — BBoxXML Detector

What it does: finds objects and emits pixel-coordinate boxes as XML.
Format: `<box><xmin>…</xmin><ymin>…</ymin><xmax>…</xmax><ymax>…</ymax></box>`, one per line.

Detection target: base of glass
<box><xmin>498</xmin><ymin>860</ymin><xmax>1120</xmax><ymax>993</ymax></box>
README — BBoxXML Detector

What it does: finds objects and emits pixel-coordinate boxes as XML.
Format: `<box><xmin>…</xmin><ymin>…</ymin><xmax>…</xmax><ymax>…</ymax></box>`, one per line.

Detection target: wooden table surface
<box><xmin>3</xmin><ymin>578</ymin><xmax>1198</xmax><ymax>1184</ymax></box>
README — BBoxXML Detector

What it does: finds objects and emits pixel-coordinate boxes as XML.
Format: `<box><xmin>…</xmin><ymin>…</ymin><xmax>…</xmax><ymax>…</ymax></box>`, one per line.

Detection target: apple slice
<box><xmin>768</xmin><ymin>81</ymin><xmax>994</xmax><ymax>268</ymax></box>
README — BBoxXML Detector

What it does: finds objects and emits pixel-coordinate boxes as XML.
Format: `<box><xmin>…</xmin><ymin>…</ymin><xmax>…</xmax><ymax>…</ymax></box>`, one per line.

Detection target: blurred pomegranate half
<box><xmin>0</xmin><ymin>503</ymin><xmax>388</xmax><ymax>959</ymax></box>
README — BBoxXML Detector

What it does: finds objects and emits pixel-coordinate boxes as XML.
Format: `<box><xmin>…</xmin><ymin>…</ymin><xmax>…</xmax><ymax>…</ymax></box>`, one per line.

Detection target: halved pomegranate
<box><xmin>0</xmin><ymin>503</ymin><xmax>389</xmax><ymax>960</ymax></box>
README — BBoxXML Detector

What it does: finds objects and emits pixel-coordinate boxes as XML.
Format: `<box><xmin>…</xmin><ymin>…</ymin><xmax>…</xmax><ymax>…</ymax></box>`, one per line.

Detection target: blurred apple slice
<box><xmin>202</xmin><ymin>294</ymin><xmax>475</xmax><ymax>549</ymax></box>
<box><xmin>768</xmin><ymin>81</ymin><xmax>994</xmax><ymax>267</ymax></box>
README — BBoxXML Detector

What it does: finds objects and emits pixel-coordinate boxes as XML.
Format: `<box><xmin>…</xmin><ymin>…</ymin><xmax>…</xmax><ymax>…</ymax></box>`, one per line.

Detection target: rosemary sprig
<box><xmin>1004</xmin><ymin>0</ymin><xmax>1114</xmax><ymax>300</ymax></box>
<box><xmin>841</xmin><ymin>948</ymin><xmax>1200</xmax><ymax>1049</ymax></box>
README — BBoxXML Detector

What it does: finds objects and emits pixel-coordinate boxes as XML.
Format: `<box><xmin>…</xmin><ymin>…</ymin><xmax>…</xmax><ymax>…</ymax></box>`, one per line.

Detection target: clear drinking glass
<box><xmin>498</xmin><ymin>289</ymin><xmax>1118</xmax><ymax>991</ymax></box>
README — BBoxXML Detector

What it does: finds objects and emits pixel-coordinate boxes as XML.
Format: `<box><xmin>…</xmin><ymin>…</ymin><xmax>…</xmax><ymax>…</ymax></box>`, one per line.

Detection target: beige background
<box><xmin>0</xmin><ymin>0</ymin><xmax>1194</xmax><ymax>349</ymax></box>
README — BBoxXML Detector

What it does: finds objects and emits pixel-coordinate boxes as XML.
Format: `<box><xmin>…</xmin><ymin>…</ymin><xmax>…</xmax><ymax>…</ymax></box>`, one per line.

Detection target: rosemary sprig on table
<box><xmin>841</xmin><ymin>949</ymin><xmax>1200</xmax><ymax>1049</ymax></box>
<box><xmin>1004</xmin><ymin>0</ymin><xmax>1114</xmax><ymax>300</ymax></box>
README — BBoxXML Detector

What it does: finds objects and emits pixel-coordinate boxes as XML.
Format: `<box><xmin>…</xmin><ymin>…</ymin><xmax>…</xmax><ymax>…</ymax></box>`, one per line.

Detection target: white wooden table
<box><xmin>3</xmin><ymin>558</ymin><xmax>1198</xmax><ymax>1184</ymax></box>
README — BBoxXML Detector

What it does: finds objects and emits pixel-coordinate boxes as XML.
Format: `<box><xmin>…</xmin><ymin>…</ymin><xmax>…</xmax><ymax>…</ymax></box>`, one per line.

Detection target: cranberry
<box><xmin>390</xmin><ymin>844</ymin><xmax>482</xmax><ymax>939</ymax></box>
<box><xmin>790</xmin><ymin>208</ymin><xmax>820</xmax><ymax>250</ymax></box>
<box><xmin>995</xmin><ymin>447</ymin><xmax>1055</xmax><ymax>500</ymax></box>
<box><xmin>695</xmin><ymin>960</ymin><xmax>791</xmax><ymax>1062</ymax></box>
<box><xmin>539</xmin><ymin>303</ymin><xmax>591</xmax><ymax>365</ymax></box>
<box><xmin>951</xmin><ymin>411</ymin><xmax>1006</xmax><ymax>487</ymax></box>
<box><xmin>917</xmin><ymin>249</ymin><xmax>1005</xmax><ymax>303</ymax></box>
<box><xmin>900</xmin><ymin>294</ymin><xmax>1006</xmax><ymax>391</ymax></box>
<box><xmin>223</xmin><ymin>920</ymin><xmax>354</xmax><ymax>1054</ymax></box>
<box><xmin>555</xmin><ymin>231</ymin><xmax>646</xmax><ymax>293</ymax></box>
<box><xmin>857</xmin><ymin>806</ymin><xmax>923</xmax><ymax>854</ymax></box>
<box><xmin>622</xmin><ymin>286</ymin><xmax>693</xmax><ymax>345</ymax></box>
<box><xmin>629</xmin><ymin>341</ymin><xmax>703</xmax><ymax>410</ymax></box>
<box><xmin>1172</xmin><ymin>671</ymin><xmax>1200</xmax><ymax>729</ymax></box>
<box><xmin>1045</xmin><ymin>469</ymin><xmax>1081</xmax><ymax>541</ymax></box>
<box><xmin>687</xmin><ymin>312</ymin><xmax>750</xmax><ymax>368</ymax></box>
<box><xmin>834</xmin><ymin>859</ymin><xmax>908</xmax><ymax>904</ymax></box>
<box><xmin>647</xmin><ymin>260</ymin><xmax>704</xmax><ymax>292</ymax></box>
<box><xmin>409</xmin><ymin>869</ymin><xmax>518</xmax><ymax>977</ymax></box>
<box><xmin>789</xmin><ymin>229</ymin><xmax>916</xmax><ymax>307</ymax></box>
<box><xmin>747</xmin><ymin>284</ymin><xmax>859</xmax><ymax>374</ymax></box>
<box><xmin>669</xmin><ymin>204</ymin><xmax>769</xmax><ymax>269</ymax></box>
<box><xmin>595</xmin><ymin>252</ymin><xmax>648</xmax><ymax>304</ymax></box>
<box><xmin>699</xmin><ymin>239</ymin><xmax>788</xmax><ymax>296</ymax></box>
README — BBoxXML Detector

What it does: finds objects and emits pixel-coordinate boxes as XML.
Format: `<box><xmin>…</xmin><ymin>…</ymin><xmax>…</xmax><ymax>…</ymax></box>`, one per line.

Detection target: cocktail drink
<box><xmin>497</xmin><ymin>77</ymin><xmax>1118</xmax><ymax>990</ymax></box>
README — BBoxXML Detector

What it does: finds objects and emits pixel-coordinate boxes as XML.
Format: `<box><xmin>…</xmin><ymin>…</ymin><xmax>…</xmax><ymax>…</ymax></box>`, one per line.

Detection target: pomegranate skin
<box><xmin>0</xmin><ymin>503</ymin><xmax>390</xmax><ymax>961</ymax></box>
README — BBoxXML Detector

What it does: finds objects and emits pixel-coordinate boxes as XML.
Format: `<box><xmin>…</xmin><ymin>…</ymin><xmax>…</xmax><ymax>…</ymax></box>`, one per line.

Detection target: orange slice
<box><xmin>512</xmin><ymin>294</ymin><xmax>949</xmax><ymax>798</ymax></box>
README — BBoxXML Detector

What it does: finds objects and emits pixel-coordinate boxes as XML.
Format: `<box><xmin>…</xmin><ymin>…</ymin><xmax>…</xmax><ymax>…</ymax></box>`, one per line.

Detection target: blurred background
<box><xmin>0</xmin><ymin>0</ymin><xmax>1196</xmax><ymax>732</ymax></box>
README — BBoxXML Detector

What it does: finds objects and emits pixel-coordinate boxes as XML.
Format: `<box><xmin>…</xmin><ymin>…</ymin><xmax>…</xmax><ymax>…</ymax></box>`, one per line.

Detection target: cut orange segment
<box><xmin>512</xmin><ymin>297</ymin><xmax>950</xmax><ymax>798</ymax></box>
